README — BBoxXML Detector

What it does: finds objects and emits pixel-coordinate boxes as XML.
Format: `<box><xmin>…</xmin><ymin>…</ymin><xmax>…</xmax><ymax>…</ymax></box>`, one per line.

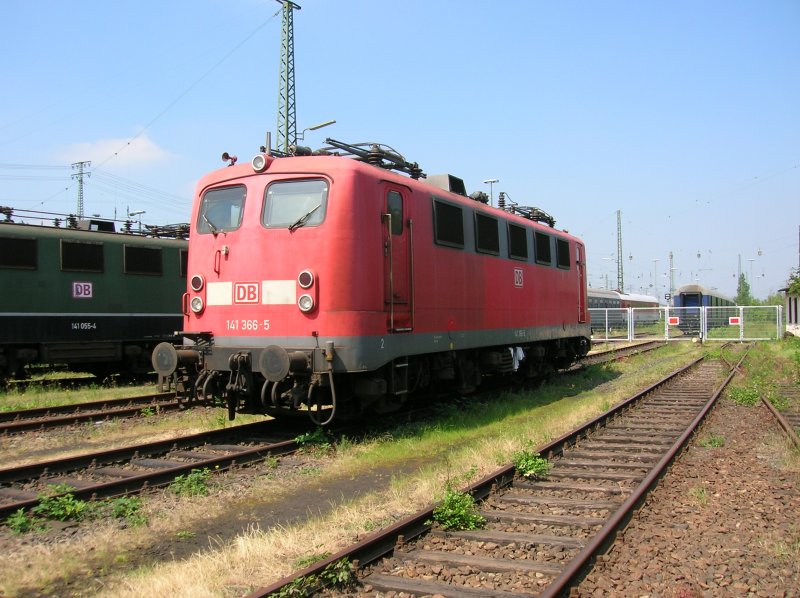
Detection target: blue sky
<box><xmin>1</xmin><ymin>0</ymin><xmax>798</xmax><ymax>300</ymax></box>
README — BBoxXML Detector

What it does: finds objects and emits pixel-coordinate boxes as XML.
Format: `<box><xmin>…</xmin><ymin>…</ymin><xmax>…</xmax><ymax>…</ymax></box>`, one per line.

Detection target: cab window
<box><xmin>387</xmin><ymin>191</ymin><xmax>403</xmax><ymax>235</ymax></box>
<box><xmin>262</xmin><ymin>179</ymin><xmax>328</xmax><ymax>229</ymax></box>
<box><xmin>197</xmin><ymin>185</ymin><xmax>245</xmax><ymax>234</ymax></box>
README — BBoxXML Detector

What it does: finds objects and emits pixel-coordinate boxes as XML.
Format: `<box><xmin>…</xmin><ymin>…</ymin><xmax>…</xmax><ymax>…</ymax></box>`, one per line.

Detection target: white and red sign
<box><xmin>729</xmin><ymin>316</ymin><xmax>741</xmax><ymax>325</ymax></box>
<box><xmin>233</xmin><ymin>282</ymin><xmax>260</xmax><ymax>304</ymax></box>
<box><xmin>72</xmin><ymin>282</ymin><xmax>93</xmax><ymax>299</ymax></box>
<box><xmin>668</xmin><ymin>316</ymin><xmax>680</xmax><ymax>326</ymax></box>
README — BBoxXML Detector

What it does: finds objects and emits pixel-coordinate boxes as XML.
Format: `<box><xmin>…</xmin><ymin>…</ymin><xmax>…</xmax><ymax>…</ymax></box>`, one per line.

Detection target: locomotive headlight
<box><xmin>252</xmin><ymin>154</ymin><xmax>267</xmax><ymax>172</ymax></box>
<box><xmin>297</xmin><ymin>294</ymin><xmax>314</xmax><ymax>313</ymax></box>
<box><xmin>190</xmin><ymin>296</ymin><xmax>205</xmax><ymax>313</ymax></box>
<box><xmin>190</xmin><ymin>274</ymin><xmax>204</xmax><ymax>292</ymax></box>
<box><xmin>298</xmin><ymin>269</ymin><xmax>314</xmax><ymax>289</ymax></box>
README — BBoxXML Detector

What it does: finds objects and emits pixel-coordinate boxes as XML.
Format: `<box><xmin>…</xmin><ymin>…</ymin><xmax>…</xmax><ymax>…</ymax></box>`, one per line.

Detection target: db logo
<box><xmin>234</xmin><ymin>282</ymin><xmax>260</xmax><ymax>304</ymax></box>
<box><xmin>73</xmin><ymin>282</ymin><xmax>93</xmax><ymax>299</ymax></box>
<box><xmin>513</xmin><ymin>268</ymin><xmax>524</xmax><ymax>288</ymax></box>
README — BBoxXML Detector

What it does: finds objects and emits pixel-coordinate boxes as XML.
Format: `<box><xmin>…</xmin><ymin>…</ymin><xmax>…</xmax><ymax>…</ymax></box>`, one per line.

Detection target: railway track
<box><xmin>761</xmin><ymin>384</ymin><xmax>800</xmax><ymax>450</ymax></box>
<box><xmin>251</xmin><ymin>350</ymin><xmax>745</xmax><ymax>597</ymax></box>
<box><xmin>0</xmin><ymin>392</ymin><xmax>182</xmax><ymax>435</ymax></box>
<box><xmin>580</xmin><ymin>340</ymin><xmax>664</xmax><ymax>366</ymax></box>
<box><xmin>0</xmin><ymin>419</ymin><xmax>305</xmax><ymax>520</ymax></box>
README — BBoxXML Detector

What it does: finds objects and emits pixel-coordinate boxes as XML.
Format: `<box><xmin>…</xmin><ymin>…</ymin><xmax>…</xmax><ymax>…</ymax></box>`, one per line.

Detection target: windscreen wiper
<box><xmin>288</xmin><ymin>204</ymin><xmax>321</xmax><ymax>232</ymax></box>
<box><xmin>203</xmin><ymin>213</ymin><xmax>220</xmax><ymax>234</ymax></box>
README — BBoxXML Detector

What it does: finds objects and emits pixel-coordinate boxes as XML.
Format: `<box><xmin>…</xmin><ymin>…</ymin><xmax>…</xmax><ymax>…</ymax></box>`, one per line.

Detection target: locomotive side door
<box><xmin>383</xmin><ymin>188</ymin><xmax>412</xmax><ymax>332</ymax></box>
<box><xmin>576</xmin><ymin>242</ymin><xmax>587</xmax><ymax>322</ymax></box>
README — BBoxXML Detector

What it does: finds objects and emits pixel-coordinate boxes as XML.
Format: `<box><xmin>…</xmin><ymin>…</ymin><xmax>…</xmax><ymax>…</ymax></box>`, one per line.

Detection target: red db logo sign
<box><xmin>234</xmin><ymin>282</ymin><xmax>260</xmax><ymax>304</ymax></box>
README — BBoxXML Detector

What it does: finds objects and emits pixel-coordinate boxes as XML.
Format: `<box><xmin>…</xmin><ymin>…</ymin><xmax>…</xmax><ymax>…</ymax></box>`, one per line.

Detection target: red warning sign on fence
<box><xmin>729</xmin><ymin>316</ymin><xmax>741</xmax><ymax>325</ymax></box>
<box><xmin>668</xmin><ymin>316</ymin><xmax>680</xmax><ymax>326</ymax></box>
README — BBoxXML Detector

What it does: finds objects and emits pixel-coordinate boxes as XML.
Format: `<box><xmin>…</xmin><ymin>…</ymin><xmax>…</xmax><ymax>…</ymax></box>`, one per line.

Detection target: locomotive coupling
<box><xmin>151</xmin><ymin>343</ymin><xmax>200</xmax><ymax>377</ymax></box>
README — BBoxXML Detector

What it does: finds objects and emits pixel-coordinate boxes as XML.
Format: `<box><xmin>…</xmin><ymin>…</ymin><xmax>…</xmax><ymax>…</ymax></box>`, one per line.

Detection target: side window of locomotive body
<box><xmin>262</xmin><ymin>179</ymin><xmax>328</xmax><ymax>228</ymax></box>
<box><xmin>387</xmin><ymin>191</ymin><xmax>403</xmax><ymax>235</ymax></box>
<box><xmin>61</xmin><ymin>240</ymin><xmax>104</xmax><ymax>272</ymax></box>
<box><xmin>124</xmin><ymin>245</ymin><xmax>163</xmax><ymax>276</ymax></box>
<box><xmin>197</xmin><ymin>185</ymin><xmax>245</xmax><ymax>234</ymax></box>
<box><xmin>0</xmin><ymin>236</ymin><xmax>37</xmax><ymax>269</ymax></box>
<box><xmin>534</xmin><ymin>231</ymin><xmax>552</xmax><ymax>266</ymax></box>
<box><xmin>507</xmin><ymin>223</ymin><xmax>528</xmax><ymax>261</ymax></box>
<box><xmin>474</xmin><ymin>213</ymin><xmax>499</xmax><ymax>255</ymax></box>
<box><xmin>432</xmin><ymin>198</ymin><xmax>464</xmax><ymax>249</ymax></box>
<box><xmin>556</xmin><ymin>239</ymin><xmax>571</xmax><ymax>270</ymax></box>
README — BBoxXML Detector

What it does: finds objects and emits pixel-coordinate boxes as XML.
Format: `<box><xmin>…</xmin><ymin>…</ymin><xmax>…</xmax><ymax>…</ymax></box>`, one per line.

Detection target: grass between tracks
<box><xmin>0</xmin><ymin>380</ymin><xmax>267</xmax><ymax>469</ymax></box>
<box><xmin>0</xmin><ymin>343</ymin><xmax>721</xmax><ymax>596</ymax></box>
<box><xmin>0</xmin><ymin>379</ymin><xmax>160</xmax><ymax>412</ymax></box>
<box><xmin>725</xmin><ymin>336</ymin><xmax>800</xmax><ymax>408</ymax></box>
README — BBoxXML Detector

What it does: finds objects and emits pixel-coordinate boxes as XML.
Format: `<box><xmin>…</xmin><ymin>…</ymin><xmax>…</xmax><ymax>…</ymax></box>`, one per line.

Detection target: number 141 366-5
<box><xmin>226</xmin><ymin>319</ymin><xmax>270</xmax><ymax>331</ymax></box>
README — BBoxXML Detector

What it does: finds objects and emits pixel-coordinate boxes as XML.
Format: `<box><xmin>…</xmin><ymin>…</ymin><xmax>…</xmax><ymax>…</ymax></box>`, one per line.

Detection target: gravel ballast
<box><xmin>575</xmin><ymin>397</ymin><xmax>800</xmax><ymax>597</ymax></box>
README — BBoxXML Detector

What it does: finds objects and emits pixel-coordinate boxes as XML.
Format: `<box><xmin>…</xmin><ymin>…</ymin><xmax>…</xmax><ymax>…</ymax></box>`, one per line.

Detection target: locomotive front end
<box><xmin>153</xmin><ymin>152</ymin><xmax>347</xmax><ymax>425</ymax></box>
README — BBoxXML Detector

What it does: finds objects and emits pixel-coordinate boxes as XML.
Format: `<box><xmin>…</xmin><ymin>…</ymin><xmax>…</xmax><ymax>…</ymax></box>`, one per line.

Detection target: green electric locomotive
<box><xmin>0</xmin><ymin>215</ymin><xmax>187</xmax><ymax>378</ymax></box>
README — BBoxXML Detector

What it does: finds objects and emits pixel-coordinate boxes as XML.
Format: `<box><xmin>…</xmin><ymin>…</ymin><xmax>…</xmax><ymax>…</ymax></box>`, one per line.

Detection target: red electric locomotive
<box><xmin>153</xmin><ymin>139</ymin><xmax>591</xmax><ymax>424</ymax></box>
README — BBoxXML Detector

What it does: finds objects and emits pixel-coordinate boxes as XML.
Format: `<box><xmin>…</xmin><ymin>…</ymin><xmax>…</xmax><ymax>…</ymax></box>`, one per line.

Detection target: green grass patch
<box><xmin>170</xmin><ymin>468</ymin><xmax>213</xmax><ymax>497</ymax></box>
<box><xmin>326</xmin><ymin>344</ymin><xmax>701</xmax><ymax>477</ymax></box>
<box><xmin>688</xmin><ymin>486</ymin><xmax>709</xmax><ymax>506</ymax></box>
<box><xmin>32</xmin><ymin>484</ymin><xmax>94</xmax><ymax>522</ymax></box>
<box><xmin>295</xmin><ymin>427</ymin><xmax>334</xmax><ymax>454</ymax></box>
<box><xmin>728</xmin><ymin>385</ymin><xmax>761</xmax><ymax>406</ymax></box>
<box><xmin>725</xmin><ymin>338</ymin><xmax>800</xmax><ymax>411</ymax></box>
<box><xmin>0</xmin><ymin>382</ymin><xmax>157</xmax><ymax>413</ymax></box>
<box><xmin>3</xmin><ymin>487</ymin><xmax>147</xmax><ymax>533</ymax></box>
<box><xmin>698</xmin><ymin>433</ymin><xmax>725</xmax><ymax>448</ymax></box>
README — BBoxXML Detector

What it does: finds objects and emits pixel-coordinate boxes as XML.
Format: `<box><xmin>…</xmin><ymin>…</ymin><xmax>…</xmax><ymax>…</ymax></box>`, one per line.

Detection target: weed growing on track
<box><xmin>5</xmin><ymin>508</ymin><xmax>43</xmax><ymax>534</ymax></box>
<box><xmin>273</xmin><ymin>558</ymin><xmax>353</xmax><ymax>597</ymax></box>
<box><xmin>688</xmin><ymin>486</ymin><xmax>709</xmax><ymax>506</ymax></box>
<box><xmin>295</xmin><ymin>427</ymin><xmax>334</xmax><ymax>455</ymax></box>
<box><xmin>4</xmin><ymin>489</ymin><xmax>146</xmax><ymax>534</ymax></box>
<box><xmin>698</xmin><ymin>433</ymin><xmax>725</xmax><ymax>448</ymax></box>
<box><xmin>33</xmin><ymin>484</ymin><xmax>94</xmax><ymax>521</ymax></box>
<box><xmin>170</xmin><ymin>468</ymin><xmax>213</xmax><ymax>497</ymax></box>
<box><xmin>768</xmin><ymin>526</ymin><xmax>800</xmax><ymax>564</ymax></box>
<box><xmin>512</xmin><ymin>446</ymin><xmax>551</xmax><ymax>479</ymax></box>
<box><xmin>108</xmin><ymin>497</ymin><xmax>146</xmax><ymax>527</ymax></box>
<box><xmin>728</xmin><ymin>385</ymin><xmax>761</xmax><ymax>406</ymax></box>
<box><xmin>430</xmin><ymin>466</ymin><xmax>486</xmax><ymax>531</ymax></box>
<box><xmin>431</xmin><ymin>484</ymin><xmax>486</xmax><ymax>531</ymax></box>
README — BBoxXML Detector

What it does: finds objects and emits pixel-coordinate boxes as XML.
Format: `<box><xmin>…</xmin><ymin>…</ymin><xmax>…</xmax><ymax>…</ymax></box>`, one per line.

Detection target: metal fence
<box><xmin>589</xmin><ymin>306</ymin><xmax>784</xmax><ymax>342</ymax></box>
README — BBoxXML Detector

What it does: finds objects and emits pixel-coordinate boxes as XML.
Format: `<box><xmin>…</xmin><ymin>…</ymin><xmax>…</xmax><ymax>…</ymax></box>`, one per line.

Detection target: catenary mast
<box><xmin>276</xmin><ymin>1</ymin><xmax>301</xmax><ymax>153</ymax></box>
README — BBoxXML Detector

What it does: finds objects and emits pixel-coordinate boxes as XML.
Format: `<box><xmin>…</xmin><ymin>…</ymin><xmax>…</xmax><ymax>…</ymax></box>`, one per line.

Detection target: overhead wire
<box><xmin>10</xmin><ymin>7</ymin><xmax>281</xmax><ymax>211</ymax></box>
<box><xmin>92</xmin><ymin>8</ymin><xmax>281</xmax><ymax>171</ymax></box>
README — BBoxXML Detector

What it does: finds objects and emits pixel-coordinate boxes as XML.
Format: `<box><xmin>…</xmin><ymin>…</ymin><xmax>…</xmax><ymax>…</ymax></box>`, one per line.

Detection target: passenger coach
<box><xmin>154</xmin><ymin>139</ymin><xmax>591</xmax><ymax>423</ymax></box>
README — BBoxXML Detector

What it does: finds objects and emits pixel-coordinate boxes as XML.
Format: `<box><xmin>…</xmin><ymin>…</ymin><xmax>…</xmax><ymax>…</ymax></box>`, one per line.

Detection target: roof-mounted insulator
<box><xmin>321</xmin><ymin>138</ymin><xmax>426</xmax><ymax>179</ymax></box>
